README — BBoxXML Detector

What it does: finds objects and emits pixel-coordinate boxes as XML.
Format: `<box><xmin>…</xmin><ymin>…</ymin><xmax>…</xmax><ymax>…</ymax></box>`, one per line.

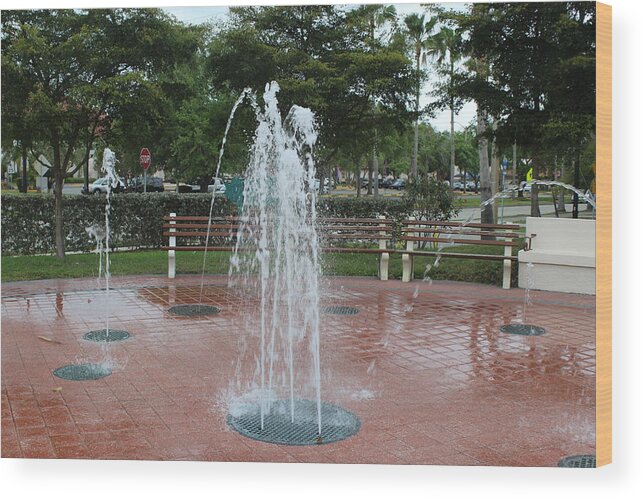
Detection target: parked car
<box><xmin>130</xmin><ymin>176</ymin><xmax>164</xmax><ymax>192</ymax></box>
<box><xmin>207</xmin><ymin>178</ymin><xmax>226</xmax><ymax>194</ymax></box>
<box><xmin>391</xmin><ymin>178</ymin><xmax>406</xmax><ymax>190</ymax></box>
<box><xmin>378</xmin><ymin>177</ymin><xmax>393</xmax><ymax>189</ymax></box>
<box><xmin>89</xmin><ymin>177</ymin><xmax>125</xmax><ymax>194</ymax></box>
<box><xmin>452</xmin><ymin>181</ymin><xmax>464</xmax><ymax>190</ymax></box>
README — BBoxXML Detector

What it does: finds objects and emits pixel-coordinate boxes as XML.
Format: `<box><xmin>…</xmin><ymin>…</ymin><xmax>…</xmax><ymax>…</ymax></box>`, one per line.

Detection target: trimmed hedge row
<box><xmin>1</xmin><ymin>194</ymin><xmax>416</xmax><ymax>256</ymax></box>
<box><xmin>1</xmin><ymin>194</ymin><xmax>233</xmax><ymax>255</ymax></box>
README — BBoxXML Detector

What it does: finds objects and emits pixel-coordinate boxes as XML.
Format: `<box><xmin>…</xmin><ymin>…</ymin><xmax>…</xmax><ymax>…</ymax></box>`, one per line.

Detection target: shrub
<box><xmin>403</xmin><ymin>176</ymin><xmax>460</xmax><ymax>222</ymax></box>
<box><xmin>2</xmin><ymin>194</ymin><xmax>422</xmax><ymax>256</ymax></box>
<box><xmin>1</xmin><ymin>193</ymin><xmax>234</xmax><ymax>255</ymax></box>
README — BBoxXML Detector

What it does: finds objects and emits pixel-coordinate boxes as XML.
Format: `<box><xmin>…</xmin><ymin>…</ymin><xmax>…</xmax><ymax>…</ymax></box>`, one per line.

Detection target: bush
<box><xmin>403</xmin><ymin>176</ymin><xmax>460</xmax><ymax>222</ymax></box>
<box><xmin>2</xmin><ymin>193</ymin><xmax>459</xmax><ymax>256</ymax></box>
<box><xmin>317</xmin><ymin>196</ymin><xmax>411</xmax><ymax>222</ymax></box>
<box><xmin>1</xmin><ymin>193</ymin><xmax>234</xmax><ymax>255</ymax></box>
<box><xmin>2</xmin><ymin>194</ymin><xmax>421</xmax><ymax>256</ymax></box>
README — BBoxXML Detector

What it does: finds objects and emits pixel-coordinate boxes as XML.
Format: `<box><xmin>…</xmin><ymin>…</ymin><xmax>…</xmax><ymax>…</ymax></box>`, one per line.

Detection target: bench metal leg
<box><xmin>502</xmin><ymin>240</ymin><xmax>512</xmax><ymax>289</ymax></box>
<box><xmin>402</xmin><ymin>216</ymin><xmax>416</xmax><ymax>283</ymax></box>
<box><xmin>168</xmin><ymin>250</ymin><xmax>176</xmax><ymax>279</ymax></box>
<box><xmin>379</xmin><ymin>252</ymin><xmax>389</xmax><ymax>281</ymax></box>
<box><xmin>402</xmin><ymin>253</ymin><xmax>413</xmax><ymax>282</ymax></box>
<box><xmin>168</xmin><ymin>212</ymin><xmax>176</xmax><ymax>279</ymax></box>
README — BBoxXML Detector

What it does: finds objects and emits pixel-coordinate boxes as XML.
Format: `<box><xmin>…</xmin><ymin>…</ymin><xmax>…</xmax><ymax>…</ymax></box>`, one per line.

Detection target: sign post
<box><xmin>7</xmin><ymin>161</ymin><xmax>17</xmax><ymax>189</ymax></box>
<box><xmin>139</xmin><ymin>148</ymin><xmax>151</xmax><ymax>193</ymax></box>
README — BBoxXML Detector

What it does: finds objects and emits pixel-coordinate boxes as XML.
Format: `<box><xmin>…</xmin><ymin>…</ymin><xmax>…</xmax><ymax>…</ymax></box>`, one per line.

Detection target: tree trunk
<box><xmin>530</xmin><ymin>156</ymin><xmax>541</xmax><ymax>217</ymax></box>
<box><xmin>490</xmin><ymin>123</ymin><xmax>500</xmax><ymax>223</ymax></box>
<box><xmin>556</xmin><ymin>158</ymin><xmax>566</xmax><ymax>212</ymax></box>
<box><xmin>449</xmin><ymin>67</ymin><xmax>455</xmax><ymax>186</ymax></box>
<box><xmin>355</xmin><ymin>162</ymin><xmax>361</xmax><ymax>198</ymax></box>
<box><xmin>572</xmin><ymin>146</ymin><xmax>580</xmax><ymax>218</ymax></box>
<box><xmin>410</xmin><ymin>53</ymin><xmax>420</xmax><ymax>179</ymax></box>
<box><xmin>512</xmin><ymin>142</ymin><xmax>518</xmax><ymax>198</ymax></box>
<box><xmin>477</xmin><ymin>110</ymin><xmax>493</xmax><ymax>225</ymax></box>
<box><xmin>84</xmin><ymin>149</ymin><xmax>91</xmax><ymax>194</ymax></box>
<box><xmin>367</xmin><ymin>157</ymin><xmax>373</xmax><ymax>195</ymax></box>
<box><xmin>373</xmin><ymin>131</ymin><xmax>379</xmax><ymax>197</ymax></box>
<box><xmin>53</xmin><ymin>140</ymin><xmax>66</xmax><ymax>258</ymax></box>
<box><xmin>21</xmin><ymin>144</ymin><xmax>28</xmax><ymax>193</ymax></box>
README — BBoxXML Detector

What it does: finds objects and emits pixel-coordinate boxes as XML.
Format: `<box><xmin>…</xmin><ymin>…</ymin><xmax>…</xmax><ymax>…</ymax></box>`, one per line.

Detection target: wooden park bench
<box><xmin>397</xmin><ymin>218</ymin><xmax>533</xmax><ymax>289</ymax></box>
<box><xmin>162</xmin><ymin>213</ymin><xmax>395</xmax><ymax>280</ymax></box>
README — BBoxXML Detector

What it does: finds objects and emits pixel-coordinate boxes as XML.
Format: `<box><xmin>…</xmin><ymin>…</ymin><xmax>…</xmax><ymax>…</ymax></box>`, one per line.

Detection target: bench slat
<box><xmin>401</xmin><ymin>220</ymin><xmax>521</xmax><ymax>230</ymax></box>
<box><xmin>400</xmin><ymin>236</ymin><xmax>521</xmax><ymax>247</ymax></box>
<box><xmin>400</xmin><ymin>228</ymin><xmax>524</xmax><ymax>239</ymax></box>
<box><xmin>163</xmin><ymin>246</ymin><xmax>388</xmax><ymax>254</ymax></box>
<box><xmin>397</xmin><ymin>250</ymin><xmax>517</xmax><ymax>261</ymax></box>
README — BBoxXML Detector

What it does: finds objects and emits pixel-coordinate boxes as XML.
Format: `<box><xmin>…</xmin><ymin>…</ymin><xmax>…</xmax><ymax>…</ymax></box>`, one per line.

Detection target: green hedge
<box><xmin>1</xmin><ymin>194</ymin><xmax>418</xmax><ymax>256</ymax></box>
<box><xmin>1</xmin><ymin>193</ymin><xmax>233</xmax><ymax>255</ymax></box>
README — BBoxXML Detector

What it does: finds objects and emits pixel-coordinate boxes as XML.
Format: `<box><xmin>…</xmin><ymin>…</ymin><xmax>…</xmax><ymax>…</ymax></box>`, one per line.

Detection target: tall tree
<box><xmin>431</xmin><ymin>25</ymin><xmax>465</xmax><ymax>186</ymax></box>
<box><xmin>208</xmin><ymin>5</ymin><xmax>415</xmax><ymax>181</ymax></box>
<box><xmin>358</xmin><ymin>4</ymin><xmax>397</xmax><ymax>196</ymax></box>
<box><xmin>454</xmin><ymin>2</ymin><xmax>596</xmax><ymax>217</ymax></box>
<box><xmin>1</xmin><ymin>9</ymin><xmax>202</xmax><ymax>257</ymax></box>
<box><xmin>403</xmin><ymin>13</ymin><xmax>438</xmax><ymax>179</ymax></box>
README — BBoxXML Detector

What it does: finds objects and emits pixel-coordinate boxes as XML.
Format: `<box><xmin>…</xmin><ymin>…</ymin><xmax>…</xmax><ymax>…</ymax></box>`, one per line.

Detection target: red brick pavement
<box><xmin>1</xmin><ymin>275</ymin><xmax>595</xmax><ymax>465</ymax></box>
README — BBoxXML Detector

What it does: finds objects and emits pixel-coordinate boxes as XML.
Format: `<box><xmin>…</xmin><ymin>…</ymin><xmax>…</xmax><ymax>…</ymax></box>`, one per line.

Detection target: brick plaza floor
<box><xmin>1</xmin><ymin>275</ymin><xmax>596</xmax><ymax>466</ymax></box>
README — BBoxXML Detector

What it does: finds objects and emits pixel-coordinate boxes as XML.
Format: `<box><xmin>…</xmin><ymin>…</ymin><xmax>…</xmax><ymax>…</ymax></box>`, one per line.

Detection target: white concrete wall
<box><xmin>518</xmin><ymin>217</ymin><xmax>596</xmax><ymax>295</ymax></box>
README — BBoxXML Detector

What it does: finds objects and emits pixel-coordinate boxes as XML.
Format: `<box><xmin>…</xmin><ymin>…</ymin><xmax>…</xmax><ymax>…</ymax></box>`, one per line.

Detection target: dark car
<box><xmin>130</xmin><ymin>176</ymin><xmax>164</xmax><ymax>192</ymax></box>
<box><xmin>391</xmin><ymin>178</ymin><xmax>406</xmax><ymax>190</ymax></box>
<box><xmin>378</xmin><ymin>178</ymin><xmax>393</xmax><ymax>189</ymax></box>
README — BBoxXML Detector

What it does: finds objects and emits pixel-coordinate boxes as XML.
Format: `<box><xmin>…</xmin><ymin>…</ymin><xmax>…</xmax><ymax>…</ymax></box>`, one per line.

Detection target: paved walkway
<box><xmin>1</xmin><ymin>275</ymin><xmax>595</xmax><ymax>465</ymax></box>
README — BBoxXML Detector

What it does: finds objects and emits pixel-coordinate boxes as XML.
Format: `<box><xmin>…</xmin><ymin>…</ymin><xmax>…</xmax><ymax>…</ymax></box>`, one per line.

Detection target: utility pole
<box><xmin>512</xmin><ymin>142</ymin><xmax>517</xmax><ymax>198</ymax></box>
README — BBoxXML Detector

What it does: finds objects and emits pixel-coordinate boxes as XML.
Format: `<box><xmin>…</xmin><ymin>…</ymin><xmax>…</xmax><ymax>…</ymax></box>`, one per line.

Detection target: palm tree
<box><xmin>359</xmin><ymin>4</ymin><xmax>397</xmax><ymax>196</ymax></box>
<box><xmin>433</xmin><ymin>27</ymin><xmax>463</xmax><ymax>188</ymax></box>
<box><xmin>404</xmin><ymin>13</ymin><xmax>438</xmax><ymax>179</ymax></box>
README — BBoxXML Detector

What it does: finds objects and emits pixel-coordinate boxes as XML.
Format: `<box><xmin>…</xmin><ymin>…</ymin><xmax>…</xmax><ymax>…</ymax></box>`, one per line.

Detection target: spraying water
<box><xmin>198</xmin><ymin>88</ymin><xmax>258</xmax><ymax>304</ymax></box>
<box><xmin>94</xmin><ymin>147</ymin><xmax>119</xmax><ymax>341</ymax></box>
<box><xmin>422</xmin><ymin>180</ymin><xmax>595</xmax><ymax>281</ymax></box>
<box><xmin>229</xmin><ymin>82</ymin><xmax>323</xmax><ymax>434</ymax></box>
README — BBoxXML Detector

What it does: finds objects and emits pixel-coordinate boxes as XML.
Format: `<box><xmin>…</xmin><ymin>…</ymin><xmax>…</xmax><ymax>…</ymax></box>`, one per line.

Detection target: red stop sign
<box><xmin>139</xmin><ymin>148</ymin><xmax>151</xmax><ymax>170</ymax></box>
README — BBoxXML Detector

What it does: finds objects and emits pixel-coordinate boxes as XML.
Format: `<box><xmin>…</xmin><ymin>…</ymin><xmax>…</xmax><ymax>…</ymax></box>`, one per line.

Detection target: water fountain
<box><xmin>224</xmin><ymin>82</ymin><xmax>360</xmax><ymax>445</ymax></box>
<box><xmin>53</xmin><ymin>148</ymin><xmax>129</xmax><ymax>382</ymax></box>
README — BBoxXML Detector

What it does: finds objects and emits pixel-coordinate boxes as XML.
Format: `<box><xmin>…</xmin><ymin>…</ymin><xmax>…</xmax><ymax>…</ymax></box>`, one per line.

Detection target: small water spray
<box><xmin>100</xmin><ymin>148</ymin><xmax>119</xmax><ymax>342</ymax></box>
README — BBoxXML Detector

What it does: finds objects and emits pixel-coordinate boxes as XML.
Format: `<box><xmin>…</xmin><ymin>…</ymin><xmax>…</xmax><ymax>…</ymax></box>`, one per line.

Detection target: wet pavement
<box><xmin>1</xmin><ymin>275</ymin><xmax>595</xmax><ymax>465</ymax></box>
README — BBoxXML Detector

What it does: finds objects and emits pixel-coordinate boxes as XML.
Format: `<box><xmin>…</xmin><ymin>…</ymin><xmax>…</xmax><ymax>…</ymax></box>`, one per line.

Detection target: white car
<box><xmin>89</xmin><ymin>177</ymin><xmax>125</xmax><ymax>194</ymax></box>
<box><xmin>207</xmin><ymin>178</ymin><xmax>226</xmax><ymax>194</ymax></box>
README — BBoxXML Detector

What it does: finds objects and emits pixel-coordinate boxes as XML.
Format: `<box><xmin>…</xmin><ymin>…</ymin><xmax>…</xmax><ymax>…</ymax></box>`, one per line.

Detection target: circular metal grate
<box><xmin>500</xmin><ymin>324</ymin><xmax>546</xmax><ymax>336</ymax></box>
<box><xmin>83</xmin><ymin>329</ymin><xmax>130</xmax><ymax>342</ymax></box>
<box><xmin>557</xmin><ymin>455</ymin><xmax>596</xmax><ymax>468</ymax></box>
<box><xmin>323</xmin><ymin>305</ymin><xmax>359</xmax><ymax>315</ymax></box>
<box><xmin>53</xmin><ymin>363</ymin><xmax>112</xmax><ymax>381</ymax></box>
<box><xmin>168</xmin><ymin>304</ymin><xmax>221</xmax><ymax>317</ymax></box>
<box><xmin>227</xmin><ymin>398</ymin><xmax>360</xmax><ymax>446</ymax></box>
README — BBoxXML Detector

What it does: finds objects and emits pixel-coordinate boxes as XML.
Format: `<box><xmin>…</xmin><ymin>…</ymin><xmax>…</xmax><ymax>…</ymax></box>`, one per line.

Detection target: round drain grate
<box><xmin>83</xmin><ymin>329</ymin><xmax>130</xmax><ymax>342</ymax></box>
<box><xmin>557</xmin><ymin>455</ymin><xmax>596</xmax><ymax>468</ymax></box>
<box><xmin>227</xmin><ymin>398</ymin><xmax>360</xmax><ymax>446</ymax></box>
<box><xmin>168</xmin><ymin>304</ymin><xmax>221</xmax><ymax>317</ymax></box>
<box><xmin>500</xmin><ymin>324</ymin><xmax>546</xmax><ymax>336</ymax></box>
<box><xmin>53</xmin><ymin>363</ymin><xmax>111</xmax><ymax>381</ymax></box>
<box><xmin>323</xmin><ymin>305</ymin><xmax>359</xmax><ymax>315</ymax></box>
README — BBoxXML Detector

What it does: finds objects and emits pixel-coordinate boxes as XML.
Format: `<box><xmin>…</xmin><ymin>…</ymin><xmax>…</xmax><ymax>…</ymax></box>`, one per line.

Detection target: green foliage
<box><xmin>317</xmin><ymin>196</ymin><xmax>412</xmax><ymax>222</ymax></box>
<box><xmin>0</xmin><ymin>193</ymin><xmax>233</xmax><ymax>256</ymax></box>
<box><xmin>403</xmin><ymin>175</ymin><xmax>459</xmax><ymax>222</ymax></box>
<box><xmin>207</xmin><ymin>5</ymin><xmax>416</xmax><ymax>166</ymax></box>
<box><xmin>2</xmin><ymin>194</ymin><xmax>425</xmax><ymax>256</ymax></box>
